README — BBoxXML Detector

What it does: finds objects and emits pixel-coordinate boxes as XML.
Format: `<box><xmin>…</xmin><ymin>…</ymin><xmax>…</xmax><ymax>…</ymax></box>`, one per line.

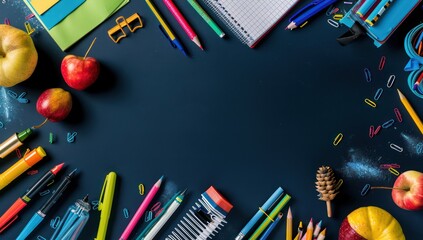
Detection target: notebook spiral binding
<box><xmin>201</xmin><ymin>0</ymin><xmax>253</xmax><ymax>45</ymax></box>
<box><xmin>165</xmin><ymin>186</ymin><xmax>233</xmax><ymax>240</ymax></box>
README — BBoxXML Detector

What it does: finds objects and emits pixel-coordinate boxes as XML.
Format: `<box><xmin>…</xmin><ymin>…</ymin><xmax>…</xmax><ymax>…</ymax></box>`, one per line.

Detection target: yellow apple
<box><xmin>0</xmin><ymin>24</ymin><xmax>38</xmax><ymax>87</ymax></box>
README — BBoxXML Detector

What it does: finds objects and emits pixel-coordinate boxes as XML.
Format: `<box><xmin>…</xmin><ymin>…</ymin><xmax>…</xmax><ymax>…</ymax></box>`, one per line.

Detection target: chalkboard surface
<box><xmin>1</xmin><ymin>1</ymin><xmax>423</xmax><ymax>239</ymax></box>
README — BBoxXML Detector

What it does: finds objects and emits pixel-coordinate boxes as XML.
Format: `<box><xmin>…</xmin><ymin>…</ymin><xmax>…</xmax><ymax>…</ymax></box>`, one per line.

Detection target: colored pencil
<box><xmin>305</xmin><ymin>218</ymin><xmax>313</xmax><ymax>240</ymax></box>
<box><xmin>313</xmin><ymin>220</ymin><xmax>322</xmax><ymax>238</ymax></box>
<box><xmin>397</xmin><ymin>89</ymin><xmax>423</xmax><ymax>134</ymax></box>
<box><xmin>317</xmin><ymin>228</ymin><xmax>326</xmax><ymax>240</ymax></box>
<box><xmin>286</xmin><ymin>207</ymin><xmax>292</xmax><ymax>240</ymax></box>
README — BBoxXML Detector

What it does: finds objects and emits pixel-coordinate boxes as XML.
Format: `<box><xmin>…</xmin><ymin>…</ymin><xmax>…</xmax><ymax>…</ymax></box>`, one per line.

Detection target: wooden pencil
<box><xmin>317</xmin><ymin>228</ymin><xmax>326</xmax><ymax>240</ymax></box>
<box><xmin>286</xmin><ymin>207</ymin><xmax>292</xmax><ymax>240</ymax></box>
<box><xmin>305</xmin><ymin>218</ymin><xmax>313</xmax><ymax>240</ymax></box>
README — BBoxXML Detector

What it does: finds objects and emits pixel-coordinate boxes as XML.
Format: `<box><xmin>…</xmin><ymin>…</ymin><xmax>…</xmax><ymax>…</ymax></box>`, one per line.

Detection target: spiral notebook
<box><xmin>202</xmin><ymin>0</ymin><xmax>299</xmax><ymax>48</ymax></box>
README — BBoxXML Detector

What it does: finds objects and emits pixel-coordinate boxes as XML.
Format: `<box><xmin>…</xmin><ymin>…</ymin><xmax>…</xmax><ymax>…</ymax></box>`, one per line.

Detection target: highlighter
<box><xmin>0</xmin><ymin>128</ymin><xmax>32</xmax><ymax>159</ymax></box>
<box><xmin>0</xmin><ymin>146</ymin><xmax>46</xmax><ymax>191</ymax></box>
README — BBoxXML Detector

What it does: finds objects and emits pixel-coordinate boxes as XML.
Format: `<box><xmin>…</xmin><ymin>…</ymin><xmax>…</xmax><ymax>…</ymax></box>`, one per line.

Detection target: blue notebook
<box><xmin>29</xmin><ymin>0</ymin><xmax>85</xmax><ymax>29</ymax></box>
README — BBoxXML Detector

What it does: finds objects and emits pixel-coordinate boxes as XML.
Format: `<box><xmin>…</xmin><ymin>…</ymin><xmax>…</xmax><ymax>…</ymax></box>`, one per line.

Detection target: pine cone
<box><xmin>315</xmin><ymin>166</ymin><xmax>339</xmax><ymax>217</ymax></box>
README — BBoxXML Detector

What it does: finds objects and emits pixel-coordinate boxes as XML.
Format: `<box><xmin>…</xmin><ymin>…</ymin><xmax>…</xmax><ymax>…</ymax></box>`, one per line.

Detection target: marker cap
<box><xmin>25</xmin><ymin>147</ymin><xmax>47</xmax><ymax>166</ymax></box>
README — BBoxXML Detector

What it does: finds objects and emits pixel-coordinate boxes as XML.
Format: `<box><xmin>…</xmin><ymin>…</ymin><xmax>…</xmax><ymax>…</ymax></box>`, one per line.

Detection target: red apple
<box><xmin>392</xmin><ymin>170</ymin><xmax>423</xmax><ymax>210</ymax></box>
<box><xmin>36</xmin><ymin>88</ymin><xmax>72</xmax><ymax>122</ymax></box>
<box><xmin>338</xmin><ymin>206</ymin><xmax>405</xmax><ymax>240</ymax></box>
<box><xmin>61</xmin><ymin>55</ymin><xmax>99</xmax><ymax>90</ymax></box>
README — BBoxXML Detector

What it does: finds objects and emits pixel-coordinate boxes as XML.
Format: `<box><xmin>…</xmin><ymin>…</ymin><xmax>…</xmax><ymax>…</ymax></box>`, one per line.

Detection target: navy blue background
<box><xmin>1</xmin><ymin>0</ymin><xmax>423</xmax><ymax>239</ymax></box>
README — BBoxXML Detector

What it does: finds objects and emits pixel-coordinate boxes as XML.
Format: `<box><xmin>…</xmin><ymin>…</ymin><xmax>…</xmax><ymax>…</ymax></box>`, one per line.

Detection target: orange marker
<box><xmin>0</xmin><ymin>146</ymin><xmax>46</xmax><ymax>191</ymax></box>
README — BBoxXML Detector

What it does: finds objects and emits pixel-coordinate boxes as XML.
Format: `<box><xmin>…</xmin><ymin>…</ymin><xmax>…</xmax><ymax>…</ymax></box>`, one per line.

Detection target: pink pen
<box><xmin>163</xmin><ymin>0</ymin><xmax>203</xmax><ymax>50</ymax></box>
<box><xmin>119</xmin><ymin>176</ymin><xmax>164</xmax><ymax>240</ymax></box>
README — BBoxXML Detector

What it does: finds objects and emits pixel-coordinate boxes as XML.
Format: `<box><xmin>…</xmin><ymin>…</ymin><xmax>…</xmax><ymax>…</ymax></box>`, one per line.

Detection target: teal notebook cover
<box><xmin>30</xmin><ymin>0</ymin><xmax>86</xmax><ymax>30</ymax></box>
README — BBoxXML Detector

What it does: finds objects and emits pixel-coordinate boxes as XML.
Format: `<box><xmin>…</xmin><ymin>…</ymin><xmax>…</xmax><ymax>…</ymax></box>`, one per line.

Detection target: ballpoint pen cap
<box><xmin>23</xmin><ymin>147</ymin><xmax>46</xmax><ymax>166</ymax></box>
<box><xmin>51</xmin><ymin>163</ymin><xmax>65</xmax><ymax>175</ymax></box>
<box><xmin>17</xmin><ymin>128</ymin><xmax>32</xmax><ymax>142</ymax></box>
<box><xmin>68</xmin><ymin>168</ymin><xmax>78</xmax><ymax>177</ymax></box>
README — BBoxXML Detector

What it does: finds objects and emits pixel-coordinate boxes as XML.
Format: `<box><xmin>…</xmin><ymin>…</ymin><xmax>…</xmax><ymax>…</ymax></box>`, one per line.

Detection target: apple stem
<box><xmin>32</xmin><ymin>118</ymin><xmax>48</xmax><ymax>129</ymax></box>
<box><xmin>371</xmin><ymin>186</ymin><xmax>410</xmax><ymax>191</ymax></box>
<box><xmin>83</xmin><ymin>37</ymin><xmax>97</xmax><ymax>60</ymax></box>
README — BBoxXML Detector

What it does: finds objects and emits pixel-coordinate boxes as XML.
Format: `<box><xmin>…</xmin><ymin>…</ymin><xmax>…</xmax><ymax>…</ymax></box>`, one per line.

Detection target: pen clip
<box><xmin>288</xmin><ymin>0</ymin><xmax>326</xmax><ymax>22</ymax></box>
<box><xmin>158</xmin><ymin>25</ymin><xmax>177</xmax><ymax>48</ymax></box>
<box><xmin>98</xmin><ymin>174</ymin><xmax>110</xmax><ymax>212</ymax></box>
<box><xmin>0</xmin><ymin>215</ymin><xmax>18</xmax><ymax>233</ymax></box>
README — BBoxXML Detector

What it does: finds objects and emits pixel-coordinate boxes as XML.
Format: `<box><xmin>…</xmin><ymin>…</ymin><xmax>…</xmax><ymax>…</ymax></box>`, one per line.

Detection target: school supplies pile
<box><xmin>202</xmin><ymin>0</ymin><xmax>300</xmax><ymax>48</ymax></box>
<box><xmin>337</xmin><ymin>0</ymin><xmax>421</xmax><ymax>47</ymax></box>
<box><xmin>23</xmin><ymin>0</ymin><xmax>129</xmax><ymax>51</ymax></box>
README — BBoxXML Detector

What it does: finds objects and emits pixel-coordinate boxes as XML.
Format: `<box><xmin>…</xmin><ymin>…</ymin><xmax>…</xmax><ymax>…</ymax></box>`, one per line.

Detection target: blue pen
<box><xmin>16</xmin><ymin>169</ymin><xmax>77</xmax><ymax>240</ymax></box>
<box><xmin>259</xmin><ymin>212</ymin><xmax>283</xmax><ymax>240</ymax></box>
<box><xmin>286</xmin><ymin>0</ymin><xmax>338</xmax><ymax>30</ymax></box>
<box><xmin>234</xmin><ymin>187</ymin><xmax>284</xmax><ymax>240</ymax></box>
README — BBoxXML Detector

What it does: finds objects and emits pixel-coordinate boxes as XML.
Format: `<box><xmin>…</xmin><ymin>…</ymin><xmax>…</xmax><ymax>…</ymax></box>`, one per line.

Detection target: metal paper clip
<box><xmin>361</xmin><ymin>184</ymin><xmax>371</xmax><ymax>196</ymax></box>
<box><xmin>333</xmin><ymin>133</ymin><xmax>343</xmax><ymax>146</ymax></box>
<box><xmin>374</xmin><ymin>88</ymin><xmax>383</xmax><ymax>100</ymax></box>
<box><xmin>108</xmin><ymin>13</ymin><xmax>143</xmax><ymax>43</ymax></box>
<box><xmin>388</xmin><ymin>167</ymin><xmax>400</xmax><ymax>176</ymax></box>
<box><xmin>91</xmin><ymin>200</ymin><xmax>99</xmax><ymax>210</ymax></box>
<box><xmin>379</xmin><ymin>56</ymin><xmax>386</xmax><ymax>70</ymax></box>
<box><xmin>394</xmin><ymin>108</ymin><xmax>402</xmax><ymax>123</ymax></box>
<box><xmin>369</xmin><ymin>125</ymin><xmax>374</xmax><ymax>138</ymax></box>
<box><xmin>37</xmin><ymin>236</ymin><xmax>46</xmax><ymax>240</ymax></box>
<box><xmin>0</xmin><ymin>121</ymin><xmax>3</xmax><ymax>128</ymax></box>
<box><xmin>7</xmin><ymin>90</ymin><xmax>17</xmax><ymax>98</ymax></box>
<box><xmin>327</xmin><ymin>18</ymin><xmax>339</xmax><ymax>28</ymax></box>
<box><xmin>24</xmin><ymin>21</ymin><xmax>35</xmax><ymax>35</ymax></box>
<box><xmin>326</xmin><ymin>5</ymin><xmax>335</xmax><ymax>16</ymax></box>
<box><xmin>382</xmin><ymin>119</ymin><xmax>394</xmax><ymax>128</ymax></box>
<box><xmin>40</xmin><ymin>189</ymin><xmax>51</xmax><ymax>196</ymax></box>
<box><xmin>390</xmin><ymin>143</ymin><xmax>403</xmax><ymax>152</ymax></box>
<box><xmin>335</xmin><ymin>179</ymin><xmax>343</xmax><ymax>190</ymax></box>
<box><xmin>387</xmin><ymin>75</ymin><xmax>395</xmax><ymax>88</ymax></box>
<box><xmin>364</xmin><ymin>98</ymin><xmax>376</xmax><ymax>108</ymax></box>
<box><xmin>364</xmin><ymin>68</ymin><xmax>372</xmax><ymax>82</ymax></box>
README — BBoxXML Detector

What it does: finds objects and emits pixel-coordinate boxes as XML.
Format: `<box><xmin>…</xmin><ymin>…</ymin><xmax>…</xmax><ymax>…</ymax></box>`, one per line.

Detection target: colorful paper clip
<box><xmin>333</xmin><ymin>14</ymin><xmax>343</xmax><ymax>20</ymax></box>
<box><xmin>24</xmin><ymin>21</ymin><xmax>35</xmax><ymax>35</ymax></box>
<box><xmin>416</xmin><ymin>143</ymin><xmax>423</xmax><ymax>154</ymax></box>
<box><xmin>15</xmin><ymin>148</ymin><xmax>22</xmax><ymax>158</ymax></box>
<box><xmin>123</xmin><ymin>208</ymin><xmax>129</xmax><ymax>219</ymax></box>
<box><xmin>387</xmin><ymin>75</ymin><xmax>395</xmax><ymax>88</ymax></box>
<box><xmin>361</xmin><ymin>184</ymin><xmax>371</xmax><ymax>196</ymax></box>
<box><xmin>138</xmin><ymin>183</ymin><xmax>145</xmax><ymax>195</ymax></box>
<box><xmin>394</xmin><ymin>108</ymin><xmax>402</xmax><ymax>123</ymax></box>
<box><xmin>333</xmin><ymin>133</ymin><xmax>343</xmax><ymax>146</ymax></box>
<box><xmin>7</xmin><ymin>90</ymin><xmax>17</xmax><ymax>98</ymax></box>
<box><xmin>0</xmin><ymin>121</ymin><xmax>3</xmax><ymax>128</ymax></box>
<box><xmin>364</xmin><ymin>68</ymin><xmax>372</xmax><ymax>82</ymax></box>
<box><xmin>25</xmin><ymin>13</ymin><xmax>35</xmax><ymax>20</ymax></box>
<box><xmin>50</xmin><ymin>216</ymin><xmax>60</xmax><ymax>229</ymax></box>
<box><xmin>4</xmin><ymin>18</ymin><xmax>10</xmax><ymax>25</ymax></box>
<box><xmin>27</xmin><ymin>169</ymin><xmax>39</xmax><ymax>175</ymax></box>
<box><xmin>326</xmin><ymin>5</ymin><xmax>335</xmax><ymax>16</ymax></box>
<box><xmin>373</xmin><ymin>125</ymin><xmax>381</xmax><ymax>135</ymax></box>
<box><xmin>380</xmin><ymin>163</ymin><xmax>400</xmax><ymax>169</ymax></box>
<box><xmin>373</xmin><ymin>88</ymin><xmax>383</xmax><ymax>100</ymax></box>
<box><xmin>364</xmin><ymin>98</ymin><xmax>376</xmax><ymax>108</ymax></box>
<box><xmin>91</xmin><ymin>200</ymin><xmax>99</xmax><ymax>210</ymax></box>
<box><xmin>369</xmin><ymin>125</ymin><xmax>374</xmax><ymax>138</ymax></box>
<box><xmin>108</xmin><ymin>13</ymin><xmax>143</xmax><ymax>43</ymax></box>
<box><xmin>389</xmin><ymin>143</ymin><xmax>403</xmax><ymax>152</ymax></box>
<box><xmin>378</xmin><ymin>56</ymin><xmax>386</xmax><ymax>70</ymax></box>
<box><xmin>388</xmin><ymin>167</ymin><xmax>400</xmax><ymax>176</ymax></box>
<box><xmin>382</xmin><ymin>119</ymin><xmax>394</xmax><ymax>128</ymax></box>
<box><xmin>150</xmin><ymin>202</ymin><xmax>161</xmax><ymax>213</ymax></box>
<box><xmin>300</xmin><ymin>21</ymin><xmax>308</xmax><ymax>28</ymax></box>
<box><xmin>67</xmin><ymin>132</ymin><xmax>77</xmax><ymax>143</ymax></box>
<box><xmin>144</xmin><ymin>210</ymin><xmax>153</xmax><ymax>222</ymax></box>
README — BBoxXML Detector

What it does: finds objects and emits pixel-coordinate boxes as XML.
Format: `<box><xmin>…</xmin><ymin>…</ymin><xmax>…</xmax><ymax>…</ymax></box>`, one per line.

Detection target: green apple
<box><xmin>0</xmin><ymin>24</ymin><xmax>38</xmax><ymax>87</ymax></box>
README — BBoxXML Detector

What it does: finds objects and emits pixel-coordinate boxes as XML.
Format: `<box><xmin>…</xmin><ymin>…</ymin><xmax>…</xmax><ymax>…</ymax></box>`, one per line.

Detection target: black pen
<box><xmin>17</xmin><ymin>168</ymin><xmax>77</xmax><ymax>240</ymax></box>
<box><xmin>0</xmin><ymin>163</ymin><xmax>64</xmax><ymax>233</ymax></box>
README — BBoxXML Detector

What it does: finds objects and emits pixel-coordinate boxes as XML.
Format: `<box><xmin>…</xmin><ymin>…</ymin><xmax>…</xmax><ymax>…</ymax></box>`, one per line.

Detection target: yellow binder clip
<box><xmin>108</xmin><ymin>13</ymin><xmax>143</xmax><ymax>43</ymax></box>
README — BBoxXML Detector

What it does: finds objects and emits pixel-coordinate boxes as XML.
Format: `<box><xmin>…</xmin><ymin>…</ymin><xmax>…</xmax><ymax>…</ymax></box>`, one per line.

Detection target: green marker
<box><xmin>187</xmin><ymin>0</ymin><xmax>225</xmax><ymax>38</ymax></box>
<box><xmin>0</xmin><ymin>128</ymin><xmax>32</xmax><ymax>158</ymax></box>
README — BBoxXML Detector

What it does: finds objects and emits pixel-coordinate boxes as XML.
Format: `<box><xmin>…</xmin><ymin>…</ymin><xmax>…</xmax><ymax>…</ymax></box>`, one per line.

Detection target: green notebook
<box><xmin>23</xmin><ymin>0</ymin><xmax>129</xmax><ymax>51</ymax></box>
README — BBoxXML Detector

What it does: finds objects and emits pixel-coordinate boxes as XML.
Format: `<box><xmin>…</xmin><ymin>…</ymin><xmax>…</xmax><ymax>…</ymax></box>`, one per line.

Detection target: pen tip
<box><xmin>69</xmin><ymin>168</ymin><xmax>78</xmax><ymax>176</ymax></box>
<box><xmin>181</xmin><ymin>188</ymin><xmax>187</xmax><ymax>195</ymax></box>
<box><xmin>51</xmin><ymin>163</ymin><xmax>65</xmax><ymax>175</ymax></box>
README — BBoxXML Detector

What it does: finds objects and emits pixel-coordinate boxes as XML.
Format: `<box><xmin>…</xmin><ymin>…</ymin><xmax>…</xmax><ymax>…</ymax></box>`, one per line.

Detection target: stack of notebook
<box><xmin>23</xmin><ymin>0</ymin><xmax>129</xmax><ymax>51</ymax></box>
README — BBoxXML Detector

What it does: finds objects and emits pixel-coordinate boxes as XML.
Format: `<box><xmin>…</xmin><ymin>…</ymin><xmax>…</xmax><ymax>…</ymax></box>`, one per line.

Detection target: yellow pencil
<box><xmin>305</xmin><ymin>218</ymin><xmax>313</xmax><ymax>240</ymax></box>
<box><xmin>286</xmin><ymin>207</ymin><xmax>292</xmax><ymax>240</ymax></box>
<box><xmin>316</xmin><ymin>228</ymin><xmax>326</xmax><ymax>240</ymax></box>
<box><xmin>397</xmin><ymin>89</ymin><xmax>423</xmax><ymax>134</ymax></box>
